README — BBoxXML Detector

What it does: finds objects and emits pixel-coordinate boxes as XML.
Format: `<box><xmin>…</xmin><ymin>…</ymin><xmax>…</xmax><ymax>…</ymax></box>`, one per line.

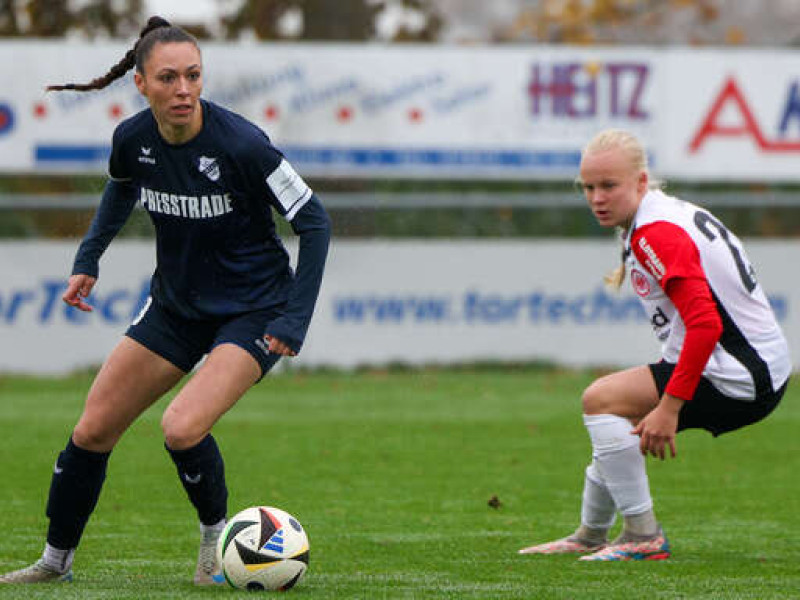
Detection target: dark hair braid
<box><xmin>46</xmin><ymin>16</ymin><xmax>177</xmax><ymax>92</ymax></box>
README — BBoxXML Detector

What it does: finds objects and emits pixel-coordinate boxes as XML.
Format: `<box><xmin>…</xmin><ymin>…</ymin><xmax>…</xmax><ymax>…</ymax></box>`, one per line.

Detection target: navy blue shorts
<box><xmin>125</xmin><ymin>297</ymin><xmax>282</xmax><ymax>379</ymax></box>
<box><xmin>649</xmin><ymin>362</ymin><xmax>787</xmax><ymax>437</ymax></box>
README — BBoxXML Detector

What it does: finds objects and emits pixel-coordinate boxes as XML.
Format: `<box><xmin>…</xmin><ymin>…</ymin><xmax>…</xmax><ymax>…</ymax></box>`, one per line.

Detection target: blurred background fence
<box><xmin>2</xmin><ymin>0</ymin><xmax>800</xmax><ymax>373</ymax></box>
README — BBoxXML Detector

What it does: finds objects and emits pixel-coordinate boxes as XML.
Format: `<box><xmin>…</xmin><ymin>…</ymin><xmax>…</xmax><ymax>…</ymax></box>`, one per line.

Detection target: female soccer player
<box><xmin>0</xmin><ymin>17</ymin><xmax>330</xmax><ymax>584</ymax></box>
<box><xmin>518</xmin><ymin>129</ymin><xmax>790</xmax><ymax>561</ymax></box>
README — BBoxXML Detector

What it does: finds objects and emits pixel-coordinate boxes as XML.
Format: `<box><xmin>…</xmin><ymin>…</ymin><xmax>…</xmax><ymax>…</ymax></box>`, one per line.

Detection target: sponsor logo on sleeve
<box><xmin>637</xmin><ymin>237</ymin><xmax>666</xmax><ymax>280</ymax></box>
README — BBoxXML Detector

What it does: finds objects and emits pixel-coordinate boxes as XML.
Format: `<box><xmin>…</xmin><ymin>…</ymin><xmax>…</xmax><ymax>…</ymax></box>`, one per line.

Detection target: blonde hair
<box><xmin>582</xmin><ymin>128</ymin><xmax>650</xmax><ymax>175</ymax></box>
<box><xmin>604</xmin><ymin>228</ymin><xmax>627</xmax><ymax>289</ymax></box>
<box><xmin>580</xmin><ymin>129</ymin><xmax>660</xmax><ymax>289</ymax></box>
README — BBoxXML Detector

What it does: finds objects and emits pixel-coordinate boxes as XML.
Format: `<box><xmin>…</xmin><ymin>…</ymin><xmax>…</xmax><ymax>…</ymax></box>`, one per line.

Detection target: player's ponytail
<box><xmin>604</xmin><ymin>228</ymin><xmax>627</xmax><ymax>289</ymax></box>
<box><xmin>46</xmin><ymin>16</ymin><xmax>197</xmax><ymax>93</ymax></box>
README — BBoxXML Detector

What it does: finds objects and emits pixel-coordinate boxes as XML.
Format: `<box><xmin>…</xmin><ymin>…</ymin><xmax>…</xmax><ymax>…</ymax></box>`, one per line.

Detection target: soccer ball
<box><xmin>217</xmin><ymin>506</ymin><xmax>309</xmax><ymax>591</ymax></box>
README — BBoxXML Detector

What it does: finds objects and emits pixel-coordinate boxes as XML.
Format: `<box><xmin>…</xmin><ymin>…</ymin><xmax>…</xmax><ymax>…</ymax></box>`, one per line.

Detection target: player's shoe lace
<box><xmin>518</xmin><ymin>534</ymin><xmax>607</xmax><ymax>555</ymax></box>
<box><xmin>193</xmin><ymin>526</ymin><xmax>225</xmax><ymax>586</ymax></box>
<box><xmin>0</xmin><ymin>559</ymin><xmax>73</xmax><ymax>584</ymax></box>
<box><xmin>579</xmin><ymin>527</ymin><xmax>670</xmax><ymax>561</ymax></box>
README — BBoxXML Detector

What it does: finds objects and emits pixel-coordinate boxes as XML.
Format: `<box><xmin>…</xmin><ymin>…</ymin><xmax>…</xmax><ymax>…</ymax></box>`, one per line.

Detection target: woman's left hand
<box><xmin>631</xmin><ymin>394</ymin><xmax>684</xmax><ymax>460</ymax></box>
<box><xmin>264</xmin><ymin>335</ymin><xmax>297</xmax><ymax>357</ymax></box>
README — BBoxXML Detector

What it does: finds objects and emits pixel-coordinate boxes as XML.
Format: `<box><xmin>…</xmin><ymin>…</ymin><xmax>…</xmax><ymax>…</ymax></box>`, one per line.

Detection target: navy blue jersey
<box><xmin>73</xmin><ymin>99</ymin><xmax>330</xmax><ymax>352</ymax></box>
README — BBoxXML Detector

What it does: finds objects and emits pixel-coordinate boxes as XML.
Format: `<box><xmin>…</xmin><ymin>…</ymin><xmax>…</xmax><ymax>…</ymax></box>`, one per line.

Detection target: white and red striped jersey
<box><xmin>624</xmin><ymin>190</ymin><xmax>790</xmax><ymax>400</ymax></box>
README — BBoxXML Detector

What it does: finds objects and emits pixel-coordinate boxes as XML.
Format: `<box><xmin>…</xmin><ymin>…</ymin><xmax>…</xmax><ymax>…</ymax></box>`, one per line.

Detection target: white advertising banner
<box><xmin>0</xmin><ymin>41</ymin><xmax>659</xmax><ymax>179</ymax></box>
<box><xmin>2</xmin><ymin>41</ymin><xmax>797</xmax><ymax>181</ymax></box>
<box><xmin>0</xmin><ymin>240</ymin><xmax>794</xmax><ymax>375</ymax></box>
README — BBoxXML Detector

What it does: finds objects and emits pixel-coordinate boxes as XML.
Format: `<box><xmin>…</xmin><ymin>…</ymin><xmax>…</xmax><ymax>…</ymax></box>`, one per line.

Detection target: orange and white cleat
<box><xmin>579</xmin><ymin>528</ymin><xmax>670</xmax><ymax>562</ymax></box>
<box><xmin>519</xmin><ymin>536</ymin><xmax>607</xmax><ymax>555</ymax></box>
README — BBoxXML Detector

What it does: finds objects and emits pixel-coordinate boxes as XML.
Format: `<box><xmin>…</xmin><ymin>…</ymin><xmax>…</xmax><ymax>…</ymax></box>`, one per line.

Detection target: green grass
<box><xmin>0</xmin><ymin>367</ymin><xmax>798</xmax><ymax>599</ymax></box>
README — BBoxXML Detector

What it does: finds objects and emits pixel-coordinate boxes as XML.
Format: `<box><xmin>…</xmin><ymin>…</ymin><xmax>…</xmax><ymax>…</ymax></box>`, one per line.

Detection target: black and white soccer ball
<box><xmin>217</xmin><ymin>506</ymin><xmax>309</xmax><ymax>591</ymax></box>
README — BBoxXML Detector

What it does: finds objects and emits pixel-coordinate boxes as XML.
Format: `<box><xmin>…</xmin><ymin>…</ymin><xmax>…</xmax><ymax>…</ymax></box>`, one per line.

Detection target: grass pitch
<box><xmin>0</xmin><ymin>366</ymin><xmax>797</xmax><ymax>599</ymax></box>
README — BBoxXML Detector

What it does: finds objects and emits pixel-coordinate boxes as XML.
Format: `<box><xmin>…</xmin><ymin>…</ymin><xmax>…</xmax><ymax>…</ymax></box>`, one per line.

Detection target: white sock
<box><xmin>579</xmin><ymin>460</ymin><xmax>617</xmax><ymax>534</ymax></box>
<box><xmin>623</xmin><ymin>510</ymin><xmax>659</xmax><ymax>537</ymax></box>
<box><xmin>42</xmin><ymin>543</ymin><xmax>74</xmax><ymax>573</ymax></box>
<box><xmin>201</xmin><ymin>518</ymin><xmax>227</xmax><ymax>537</ymax></box>
<box><xmin>583</xmin><ymin>414</ymin><xmax>654</xmax><ymax>518</ymax></box>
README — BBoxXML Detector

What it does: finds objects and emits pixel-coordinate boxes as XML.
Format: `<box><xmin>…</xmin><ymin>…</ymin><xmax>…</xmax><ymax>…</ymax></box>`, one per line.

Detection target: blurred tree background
<box><xmin>0</xmin><ymin>0</ymin><xmax>143</xmax><ymax>37</ymax></box>
<box><xmin>0</xmin><ymin>0</ymin><xmax>443</xmax><ymax>41</ymax></box>
<box><xmin>1</xmin><ymin>0</ymin><xmax>796</xmax><ymax>44</ymax></box>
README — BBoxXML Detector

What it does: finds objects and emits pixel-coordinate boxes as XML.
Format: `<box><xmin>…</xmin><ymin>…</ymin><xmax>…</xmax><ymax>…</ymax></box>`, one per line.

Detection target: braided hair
<box><xmin>47</xmin><ymin>16</ymin><xmax>199</xmax><ymax>92</ymax></box>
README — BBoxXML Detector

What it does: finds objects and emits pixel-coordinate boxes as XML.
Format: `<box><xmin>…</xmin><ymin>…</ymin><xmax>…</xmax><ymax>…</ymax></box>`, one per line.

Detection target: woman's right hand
<box><xmin>62</xmin><ymin>274</ymin><xmax>97</xmax><ymax>312</ymax></box>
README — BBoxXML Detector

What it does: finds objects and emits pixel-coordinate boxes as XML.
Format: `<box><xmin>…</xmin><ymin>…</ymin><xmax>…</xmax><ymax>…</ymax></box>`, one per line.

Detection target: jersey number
<box><xmin>693</xmin><ymin>211</ymin><xmax>757</xmax><ymax>293</ymax></box>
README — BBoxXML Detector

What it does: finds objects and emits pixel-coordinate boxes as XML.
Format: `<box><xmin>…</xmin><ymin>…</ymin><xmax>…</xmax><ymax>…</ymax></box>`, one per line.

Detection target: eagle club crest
<box><xmin>198</xmin><ymin>155</ymin><xmax>220</xmax><ymax>182</ymax></box>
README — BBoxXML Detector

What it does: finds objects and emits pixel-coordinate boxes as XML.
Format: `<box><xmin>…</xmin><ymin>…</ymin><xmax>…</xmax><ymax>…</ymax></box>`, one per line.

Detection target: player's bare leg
<box><xmin>161</xmin><ymin>343</ymin><xmax>261</xmax><ymax>585</ymax></box>
<box><xmin>1</xmin><ymin>338</ymin><xmax>184</xmax><ymax>584</ymax></box>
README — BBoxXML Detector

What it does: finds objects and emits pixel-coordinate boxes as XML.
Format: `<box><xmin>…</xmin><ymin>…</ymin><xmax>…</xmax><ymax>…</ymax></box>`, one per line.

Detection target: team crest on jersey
<box><xmin>630</xmin><ymin>268</ymin><xmax>651</xmax><ymax>297</ymax></box>
<box><xmin>198</xmin><ymin>156</ymin><xmax>220</xmax><ymax>182</ymax></box>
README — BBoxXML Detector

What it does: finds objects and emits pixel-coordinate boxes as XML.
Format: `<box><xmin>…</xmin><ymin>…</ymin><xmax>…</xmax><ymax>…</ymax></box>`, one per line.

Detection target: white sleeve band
<box><xmin>266</xmin><ymin>158</ymin><xmax>313</xmax><ymax>221</ymax></box>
